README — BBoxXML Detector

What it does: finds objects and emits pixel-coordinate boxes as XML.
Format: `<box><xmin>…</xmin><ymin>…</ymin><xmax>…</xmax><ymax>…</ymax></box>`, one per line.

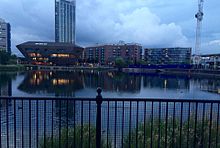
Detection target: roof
<box><xmin>201</xmin><ymin>53</ymin><xmax>220</xmax><ymax>57</ymax></box>
<box><xmin>145</xmin><ymin>47</ymin><xmax>192</xmax><ymax>50</ymax></box>
<box><xmin>17</xmin><ymin>41</ymin><xmax>83</xmax><ymax>49</ymax></box>
<box><xmin>86</xmin><ymin>43</ymin><xmax>142</xmax><ymax>48</ymax></box>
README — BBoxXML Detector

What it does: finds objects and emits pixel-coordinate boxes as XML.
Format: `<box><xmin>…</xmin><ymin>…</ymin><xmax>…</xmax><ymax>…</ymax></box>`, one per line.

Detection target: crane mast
<box><xmin>194</xmin><ymin>0</ymin><xmax>204</xmax><ymax>65</ymax></box>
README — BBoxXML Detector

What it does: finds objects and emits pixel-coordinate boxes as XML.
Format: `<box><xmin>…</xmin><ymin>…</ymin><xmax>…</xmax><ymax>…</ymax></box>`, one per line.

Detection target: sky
<box><xmin>0</xmin><ymin>0</ymin><xmax>220</xmax><ymax>56</ymax></box>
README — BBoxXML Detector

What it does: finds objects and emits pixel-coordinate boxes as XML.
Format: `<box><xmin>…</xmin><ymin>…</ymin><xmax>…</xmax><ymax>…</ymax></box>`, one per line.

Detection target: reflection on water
<box><xmin>0</xmin><ymin>70</ymin><xmax>219</xmax><ymax>98</ymax></box>
<box><xmin>18</xmin><ymin>71</ymin><xmax>84</xmax><ymax>97</ymax></box>
<box><xmin>0</xmin><ymin>71</ymin><xmax>220</xmax><ymax>147</ymax></box>
<box><xmin>143</xmin><ymin>75</ymin><xmax>190</xmax><ymax>90</ymax></box>
<box><xmin>0</xmin><ymin>72</ymin><xmax>14</xmax><ymax>97</ymax></box>
<box><xmin>18</xmin><ymin>71</ymin><xmax>142</xmax><ymax>97</ymax></box>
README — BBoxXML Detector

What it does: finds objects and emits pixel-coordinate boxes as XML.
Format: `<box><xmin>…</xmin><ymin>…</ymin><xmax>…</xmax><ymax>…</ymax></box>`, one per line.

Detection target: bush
<box><xmin>0</xmin><ymin>51</ymin><xmax>17</xmax><ymax>65</ymax></box>
<box><xmin>40</xmin><ymin>124</ymin><xmax>111</xmax><ymax>148</ymax></box>
<box><xmin>123</xmin><ymin>116</ymin><xmax>219</xmax><ymax>148</ymax></box>
<box><xmin>115</xmin><ymin>58</ymin><xmax>126</xmax><ymax>68</ymax></box>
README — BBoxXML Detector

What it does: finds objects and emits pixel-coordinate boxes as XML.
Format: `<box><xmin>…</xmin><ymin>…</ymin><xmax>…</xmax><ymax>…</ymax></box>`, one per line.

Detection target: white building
<box><xmin>0</xmin><ymin>18</ymin><xmax>11</xmax><ymax>53</ymax></box>
<box><xmin>200</xmin><ymin>54</ymin><xmax>220</xmax><ymax>69</ymax></box>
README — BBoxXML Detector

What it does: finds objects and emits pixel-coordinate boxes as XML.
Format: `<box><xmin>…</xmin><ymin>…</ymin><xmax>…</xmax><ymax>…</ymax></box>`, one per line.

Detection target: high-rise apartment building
<box><xmin>0</xmin><ymin>18</ymin><xmax>11</xmax><ymax>54</ymax></box>
<box><xmin>55</xmin><ymin>0</ymin><xmax>76</xmax><ymax>44</ymax></box>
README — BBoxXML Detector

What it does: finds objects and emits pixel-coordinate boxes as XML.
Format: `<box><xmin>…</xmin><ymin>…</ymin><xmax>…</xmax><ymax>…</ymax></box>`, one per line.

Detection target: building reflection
<box><xmin>18</xmin><ymin>71</ymin><xmax>84</xmax><ymax>97</ymax></box>
<box><xmin>18</xmin><ymin>71</ymin><xmax>142</xmax><ymax>95</ymax></box>
<box><xmin>196</xmin><ymin>78</ymin><xmax>220</xmax><ymax>94</ymax></box>
<box><xmin>11</xmin><ymin>70</ymin><xmax>220</xmax><ymax>97</ymax></box>
<box><xmin>0</xmin><ymin>72</ymin><xmax>13</xmax><ymax>108</ymax></box>
<box><xmin>54</xmin><ymin>100</ymin><xmax>75</xmax><ymax>125</ymax></box>
<box><xmin>143</xmin><ymin>74</ymin><xmax>190</xmax><ymax>90</ymax></box>
<box><xmin>83</xmin><ymin>71</ymin><xmax>141</xmax><ymax>93</ymax></box>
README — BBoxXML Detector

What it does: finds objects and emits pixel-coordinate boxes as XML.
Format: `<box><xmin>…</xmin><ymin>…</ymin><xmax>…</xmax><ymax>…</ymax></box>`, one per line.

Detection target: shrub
<box><xmin>40</xmin><ymin>124</ymin><xmax>111</xmax><ymax>148</ymax></box>
<box><xmin>124</xmin><ymin>117</ymin><xmax>219</xmax><ymax>148</ymax></box>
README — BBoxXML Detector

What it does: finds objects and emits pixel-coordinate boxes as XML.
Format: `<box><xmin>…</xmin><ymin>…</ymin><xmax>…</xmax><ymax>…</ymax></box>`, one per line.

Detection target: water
<box><xmin>0</xmin><ymin>70</ymin><xmax>220</xmax><ymax>99</ymax></box>
<box><xmin>0</xmin><ymin>70</ymin><xmax>220</xmax><ymax>147</ymax></box>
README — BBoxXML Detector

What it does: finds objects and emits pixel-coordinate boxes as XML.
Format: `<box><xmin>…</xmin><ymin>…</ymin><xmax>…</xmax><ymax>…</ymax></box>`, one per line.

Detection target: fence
<box><xmin>0</xmin><ymin>88</ymin><xmax>220</xmax><ymax>148</ymax></box>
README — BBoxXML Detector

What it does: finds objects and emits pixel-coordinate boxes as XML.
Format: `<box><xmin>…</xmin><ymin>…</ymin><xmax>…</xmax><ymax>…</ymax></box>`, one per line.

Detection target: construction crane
<box><xmin>194</xmin><ymin>0</ymin><xmax>204</xmax><ymax>65</ymax></box>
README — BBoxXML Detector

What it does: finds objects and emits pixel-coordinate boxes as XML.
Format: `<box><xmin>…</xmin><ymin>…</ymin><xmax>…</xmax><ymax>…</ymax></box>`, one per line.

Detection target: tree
<box><xmin>0</xmin><ymin>51</ymin><xmax>11</xmax><ymax>65</ymax></box>
<box><xmin>115</xmin><ymin>57</ymin><xmax>126</xmax><ymax>68</ymax></box>
<box><xmin>0</xmin><ymin>51</ymin><xmax>17</xmax><ymax>65</ymax></box>
<box><xmin>137</xmin><ymin>60</ymin><xmax>147</xmax><ymax>65</ymax></box>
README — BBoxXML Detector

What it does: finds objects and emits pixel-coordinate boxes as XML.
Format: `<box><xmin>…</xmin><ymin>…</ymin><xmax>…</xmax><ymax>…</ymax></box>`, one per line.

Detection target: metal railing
<box><xmin>0</xmin><ymin>88</ymin><xmax>220</xmax><ymax>148</ymax></box>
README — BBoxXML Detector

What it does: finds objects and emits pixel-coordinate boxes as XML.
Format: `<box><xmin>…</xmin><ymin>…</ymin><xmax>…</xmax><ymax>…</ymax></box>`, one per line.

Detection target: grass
<box><xmin>40</xmin><ymin>124</ymin><xmax>111</xmax><ymax>148</ymax></box>
<box><xmin>40</xmin><ymin>116</ymin><xmax>219</xmax><ymax>147</ymax></box>
<box><xmin>0</xmin><ymin>64</ymin><xmax>25</xmax><ymax>71</ymax></box>
<box><xmin>124</xmin><ymin>117</ymin><xmax>219</xmax><ymax>148</ymax></box>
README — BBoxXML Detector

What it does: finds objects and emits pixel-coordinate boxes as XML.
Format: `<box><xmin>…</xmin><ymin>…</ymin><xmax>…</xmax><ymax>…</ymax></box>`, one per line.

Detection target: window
<box><xmin>51</xmin><ymin>54</ymin><xmax>70</xmax><ymax>58</ymax></box>
<box><xmin>28</xmin><ymin>53</ymin><xmax>36</xmax><ymax>57</ymax></box>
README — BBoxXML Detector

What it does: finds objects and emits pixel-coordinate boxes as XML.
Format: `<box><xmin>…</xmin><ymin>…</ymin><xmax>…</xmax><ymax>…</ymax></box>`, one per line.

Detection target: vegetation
<box><xmin>40</xmin><ymin>115</ymin><xmax>219</xmax><ymax>148</ymax></box>
<box><xmin>136</xmin><ymin>60</ymin><xmax>148</xmax><ymax>65</ymax></box>
<box><xmin>0</xmin><ymin>64</ymin><xmax>24</xmax><ymax>71</ymax></box>
<box><xmin>124</xmin><ymin>116</ymin><xmax>219</xmax><ymax>148</ymax></box>
<box><xmin>115</xmin><ymin>57</ymin><xmax>127</xmax><ymax>68</ymax></box>
<box><xmin>0</xmin><ymin>50</ymin><xmax>17</xmax><ymax>65</ymax></box>
<box><xmin>40</xmin><ymin>124</ymin><xmax>111</xmax><ymax>148</ymax></box>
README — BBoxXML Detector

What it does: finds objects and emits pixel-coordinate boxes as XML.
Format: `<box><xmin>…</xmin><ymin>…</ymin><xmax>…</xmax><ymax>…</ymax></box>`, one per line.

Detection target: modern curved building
<box><xmin>17</xmin><ymin>41</ymin><xmax>84</xmax><ymax>66</ymax></box>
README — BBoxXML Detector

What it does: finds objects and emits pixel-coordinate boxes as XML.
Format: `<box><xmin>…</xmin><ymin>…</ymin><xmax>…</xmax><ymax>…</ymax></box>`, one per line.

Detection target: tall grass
<box><xmin>123</xmin><ymin>117</ymin><xmax>219</xmax><ymax>148</ymax></box>
<box><xmin>40</xmin><ymin>124</ymin><xmax>111</xmax><ymax>148</ymax></box>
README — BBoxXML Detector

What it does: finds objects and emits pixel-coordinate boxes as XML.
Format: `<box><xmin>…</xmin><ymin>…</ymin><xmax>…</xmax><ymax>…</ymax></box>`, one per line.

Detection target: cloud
<box><xmin>76</xmin><ymin>0</ymin><xmax>189</xmax><ymax>47</ymax></box>
<box><xmin>0</xmin><ymin>0</ymin><xmax>54</xmax><ymax>55</ymax></box>
<box><xmin>200</xmin><ymin>40</ymin><xmax>220</xmax><ymax>54</ymax></box>
<box><xmin>2</xmin><ymin>0</ymin><xmax>220</xmax><ymax>55</ymax></box>
<box><xmin>209</xmin><ymin>40</ymin><xmax>220</xmax><ymax>46</ymax></box>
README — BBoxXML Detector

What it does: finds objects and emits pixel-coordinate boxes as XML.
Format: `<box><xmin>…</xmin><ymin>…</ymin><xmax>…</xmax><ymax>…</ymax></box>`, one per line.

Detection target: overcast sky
<box><xmin>0</xmin><ymin>0</ymin><xmax>220</xmax><ymax>56</ymax></box>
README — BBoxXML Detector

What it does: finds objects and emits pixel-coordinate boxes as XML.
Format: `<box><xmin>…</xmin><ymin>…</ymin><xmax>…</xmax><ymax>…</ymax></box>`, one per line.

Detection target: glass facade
<box><xmin>55</xmin><ymin>0</ymin><xmax>75</xmax><ymax>44</ymax></box>
<box><xmin>17</xmin><ymin>42</ymin><xmax>83</xmax><ymax>66</ymax></box>
<box><xmin>0</xmin><ymin>18</ymin><xmax>11</xmax><ymax>54</ymax></box>
<box><xmin>144</xmin><ymin>47</ymin><xmax>192</xmax><ymax>65</ymax></box>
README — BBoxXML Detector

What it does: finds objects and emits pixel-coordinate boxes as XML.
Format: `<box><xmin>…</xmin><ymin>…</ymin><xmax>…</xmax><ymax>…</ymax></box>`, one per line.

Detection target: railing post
<box><xmin>96</xmin><ymin>87</ymin><xmax>103</xmax><ymax>148</ymax></box>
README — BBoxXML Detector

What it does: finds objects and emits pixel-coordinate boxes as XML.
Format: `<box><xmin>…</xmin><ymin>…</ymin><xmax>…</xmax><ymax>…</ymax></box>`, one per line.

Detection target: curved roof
<box><xmin>17</xmin><ymin>41</ymin><xmax>83</xmax><ymax>49</ymax></box>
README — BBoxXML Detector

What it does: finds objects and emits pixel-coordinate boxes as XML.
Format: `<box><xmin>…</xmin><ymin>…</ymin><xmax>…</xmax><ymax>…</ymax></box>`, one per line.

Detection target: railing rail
<box><xmin>1</xmin><ymin>96</ymin><xmax>220</xmax><ymax>103</ymax></box>
<box><xmin>0</xmin><ymin>88</ymin><xmax>220</xmax><ymax>148</ymax></box>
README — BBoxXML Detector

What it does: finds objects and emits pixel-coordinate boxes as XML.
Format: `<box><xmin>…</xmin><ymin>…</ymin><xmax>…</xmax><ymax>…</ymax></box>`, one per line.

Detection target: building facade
<box><xmin>0</xmin><ymin>18</ymin><xmax>11</xmax><ymax>54</ymax></box>
<box><xmin>199</xmin><ymin>54</ymin><xmax>220</xmax><ymax>69</ymax></box>
<box><xmin>17</xmin><ymin>42</ymin><xmax>84</xmax><ymax>66</ymax></box>
<box><xmin>85</xmin><ymin>43</ymin><xmax>142</xmax><ymax>65</ymax></box>
<box><xmin>55</xmin><ymin>0</ymin><xmax>76</xmax><ymax>44</ymax></box>
<box><xmin>144</xmin><ymin>47</ymin><xmax>192</xmax><ymax>65</ymax></box>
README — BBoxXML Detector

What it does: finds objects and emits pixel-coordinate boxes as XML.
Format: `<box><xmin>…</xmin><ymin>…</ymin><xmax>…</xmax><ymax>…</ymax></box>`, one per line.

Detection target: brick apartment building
<box><xmin>85</xmin><ymin>43</ymin><xmax>142</xmax><ymax>65</ymax></box>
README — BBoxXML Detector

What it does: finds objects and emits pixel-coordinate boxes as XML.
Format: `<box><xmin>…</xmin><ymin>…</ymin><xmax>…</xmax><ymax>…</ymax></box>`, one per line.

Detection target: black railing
<box><xmin>0</xmin><ymin>88</ymin><xmax>220</xmax><ymax>148</ymax></box>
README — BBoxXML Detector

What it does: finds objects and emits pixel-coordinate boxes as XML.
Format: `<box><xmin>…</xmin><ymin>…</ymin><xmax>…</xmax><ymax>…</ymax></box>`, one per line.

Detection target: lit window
<box><xmin>35</xmin><ymin>43</ymin><xmax>48</xmax><ymax>46</ymax></box>
<box><xmin>57</xmin><ymin>54</ymin><xmax>70</xmax><ymax>58</ymax></box>
<box><xmin>36</xmin><ymin>53</ymin><xmax>41</xmax><ymax>57</ymax></box>
<box><xmin>29</xmin><ymin>53</ymin><xmax>36</xmax><ymax>57</ymax></box>
<box><xmin>51</xmin><ymin>54</ymin><xmax>57</xmax><ymax>57</ymax></box>
<box><xmin>51</xmin><ymin>54</ymin><xmax>70</xmax><ymax>58</ymax></box>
